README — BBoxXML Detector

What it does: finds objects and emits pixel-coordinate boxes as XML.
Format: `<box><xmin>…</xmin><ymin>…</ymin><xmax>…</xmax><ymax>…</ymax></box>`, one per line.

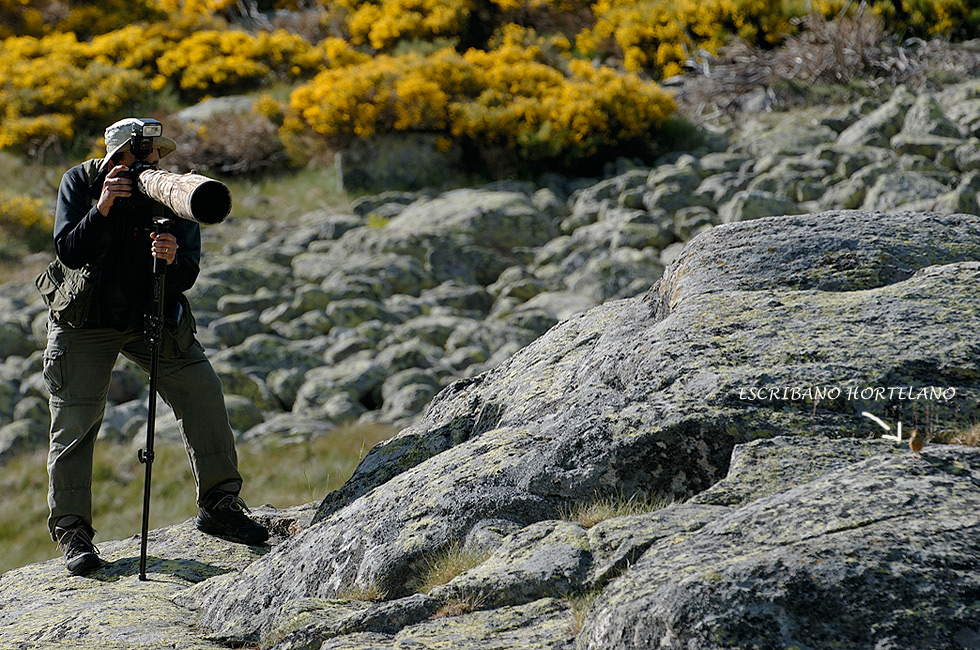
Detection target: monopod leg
<box><xmin>138</xmin><ymin>217</ymin><xmax>171</xmax><ymax>581</ymax></box>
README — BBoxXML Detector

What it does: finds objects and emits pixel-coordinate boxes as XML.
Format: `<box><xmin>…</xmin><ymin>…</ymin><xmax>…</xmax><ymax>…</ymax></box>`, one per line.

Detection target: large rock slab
<box><xmin>579</xmin><ymin>438</ymin><xmax>980</xmax><ymax>650</ymax></box>
<box><xmin>184</xmin><ymin>211</ymin><xmax>980</xmax><ymax>642</ymax></box>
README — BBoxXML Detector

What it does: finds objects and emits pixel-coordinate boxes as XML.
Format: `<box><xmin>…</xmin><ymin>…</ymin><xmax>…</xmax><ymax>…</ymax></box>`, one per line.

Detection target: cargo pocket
<box><xmin>161</xmin><ymin>295</ymin><xmax>197</xmax><ymax>358</ymax></box>
<box><xmin>43</xmin><ymin>343</ymin><xmax>67</xmax><ymax>396</ymax></box>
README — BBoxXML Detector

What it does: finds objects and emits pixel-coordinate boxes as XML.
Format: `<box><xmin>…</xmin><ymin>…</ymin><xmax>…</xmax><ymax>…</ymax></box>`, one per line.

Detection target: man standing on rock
<box><xmin>39</xmin><ymin>118</ymin><xmax>267</xmax><ymax>577</ymax></box>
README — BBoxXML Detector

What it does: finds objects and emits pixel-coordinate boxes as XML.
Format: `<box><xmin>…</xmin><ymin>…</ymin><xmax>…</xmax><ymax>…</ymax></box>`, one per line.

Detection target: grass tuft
<box><xmin>336</xmin><ymin>582</ymin><xmax>389</xmax><ymax>602</ymax></box>
<box><xmin>933</xmin><ymin>422</ymin><xmax>980</xmax><ymax>447</ymax></box>
<box><xmin>560</xmin><ymin>491</ymin><xmax>672</xmax><ymax>529</ymax></box>
<box><xmin>565</xmin><ymin>590</ymin><xmax>601</xmax><ymax>636</ymax></box>
<box><xmin>409</xmin><ymin>540</ymin><xmax>491</xmax><ymax>595</ymax></box>
<box><xmin>433</xmin><ymin>593</ymin><xmax>487</xmax><ymax>618</ymax></box>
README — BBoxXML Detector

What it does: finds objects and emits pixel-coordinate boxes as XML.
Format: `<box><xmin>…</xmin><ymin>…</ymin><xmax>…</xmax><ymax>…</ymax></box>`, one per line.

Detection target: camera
<box><xmin>130</xmin><ymin>118</ymin><xmax>163</xmax><ymax>161</ymax></box>
<box><xmin>127</xmin><ymin>118</ymin><xmax>163</xmax><ymax>179</ymax></box>
<box><xmin>119</xmin><ymin>118</ymin><xmax>232</xmax><ymax>225</ymax></box>
<box><xmin>115</xmin><ymin>118</ymin><xmax>162</xmax><ymax>213</ymax></box>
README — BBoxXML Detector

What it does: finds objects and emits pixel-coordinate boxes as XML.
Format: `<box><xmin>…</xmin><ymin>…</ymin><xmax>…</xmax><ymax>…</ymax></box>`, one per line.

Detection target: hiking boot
<box><xmin>196</xmin><ymin>484</ymin><xmax>268</xmax><ymax>546</ymax></box>
<box><xmin>55</xmin><ymin>516</ymin><xmax>102</xmax><ymax>576</ymax></box>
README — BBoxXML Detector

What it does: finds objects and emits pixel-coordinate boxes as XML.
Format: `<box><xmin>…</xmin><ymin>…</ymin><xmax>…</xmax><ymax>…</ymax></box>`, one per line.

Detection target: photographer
<box><xmin>42</xmin><ymin>118</ymin><xmax>267</xmax><ymax>577</ymax></box>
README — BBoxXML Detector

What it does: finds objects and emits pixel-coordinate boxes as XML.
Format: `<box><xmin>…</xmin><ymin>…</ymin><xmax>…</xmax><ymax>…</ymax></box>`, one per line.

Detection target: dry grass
<box><xmin>336</xmin><ymin>582</ymin><xmax>389</xmax><ymax>602</ymax></box>
<box><xmin>433</xmin><ymin>593</ymin><xmax>488</xmax><ymax>619</ymax></box>
<box><xmin>409</xmin><ymin>540</ymin><xmax>492</xmax><ymax>595</ymax></box>
<box><xmin>560</xmin><ymin>491</ymin><xmax>672</xmax><ymax>529</ymax></box>
<box><xmin>933</xmin><ymin>423</ymin><xmax>980</xmax><ymax>447</ymax></box>
<box><xmin>164</xmin><ymin>112</ymin><xmax>289</xmax><ymax>178</ymax></box>
<box><xmin>566</xmin><ymin>590</ymin><xmax>601</xmax><ymax>635</ymax></box>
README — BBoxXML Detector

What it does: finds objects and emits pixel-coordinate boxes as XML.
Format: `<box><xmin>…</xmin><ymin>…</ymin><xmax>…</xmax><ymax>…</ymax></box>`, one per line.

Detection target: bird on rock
<box><xmin>909</xmin><ymin>428</ymin><xmax>926</xmax><ymax>458</ymax></box>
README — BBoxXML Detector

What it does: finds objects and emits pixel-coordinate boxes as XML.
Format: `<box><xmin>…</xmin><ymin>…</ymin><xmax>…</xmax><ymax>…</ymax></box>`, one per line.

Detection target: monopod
<box><xmin>137</xmin><ymin>216</ymin><xmax>171</xmax><ymax>581</ymax></box>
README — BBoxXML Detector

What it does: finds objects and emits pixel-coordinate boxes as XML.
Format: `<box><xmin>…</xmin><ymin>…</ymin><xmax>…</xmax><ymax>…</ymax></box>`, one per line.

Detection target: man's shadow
<box><xmin>86</xmin><ymin>553</ymin><xmax>264</xmax><ymax>584</ymax></box>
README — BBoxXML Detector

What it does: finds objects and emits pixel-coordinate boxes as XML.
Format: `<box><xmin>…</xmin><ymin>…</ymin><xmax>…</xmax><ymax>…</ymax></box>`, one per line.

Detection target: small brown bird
<box><xmin>909</xmin><ymin>428</ymin><xmax>926</xmax><ymax>458</ymax></box>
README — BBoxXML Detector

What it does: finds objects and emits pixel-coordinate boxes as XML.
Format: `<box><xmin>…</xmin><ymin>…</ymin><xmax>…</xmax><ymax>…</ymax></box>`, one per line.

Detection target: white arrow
<box><xmin>861</xmin><ymin>411</ymin><xmax>902</xmax><ymax>442</ymax></box>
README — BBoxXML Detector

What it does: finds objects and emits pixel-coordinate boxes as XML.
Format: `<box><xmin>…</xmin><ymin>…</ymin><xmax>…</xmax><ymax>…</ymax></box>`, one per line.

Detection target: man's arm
<box><xmin>53</xmin><ymin>165</ymin><xmax>110</xmax><ymax>269</ymax></box>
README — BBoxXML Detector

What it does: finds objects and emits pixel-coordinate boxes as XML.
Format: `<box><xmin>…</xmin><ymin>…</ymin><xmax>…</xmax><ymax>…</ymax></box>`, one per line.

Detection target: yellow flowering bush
<box><xmin>284</xmin><ymin>40</ymin><xmax>675</xmax><ymax>164</ymax></box>
<box><xmin>155</xmin><ymin>28</ymin><xmax>325</xmax><ymax>98</ymax></box>
<box><xmin>1</xmin><ymin>0</ymin><xmax>975</xmax><ymax>162</ymax></box>
<box><xmin>337</xmin><ymin>0</ymin><xmax>471</xmax><ymax>50</ymax></box>
<box><xmin>58</xmin><ymin>0</ymin><xmax>164</xmax><ymax>38</ymax></box>
<box><xmin>0</xmin><ymin>192</ymin><xmax>52</xmax><ymax>251</ymax></box>
<box><xmin>0</xmin><ymin>0</ymin><xmax>47</xmax><ymax>38</ymax></box>
<box><xmin>87</xmin><ymin>19</ymin><xmax>203</xmax><ymax>78</ymax></box>
<box><xmin>578</xmin><ymin>0</ymin><xmax>977</xmax><ymax>77</ymax></box>
<box><xmin>336</xmin><ymin>0</ymin><xmax>593</xmax><ymax>51</ymax></box>
<box><xmin>321</xmin><ymin>36</ymin><xmax>372</xmax><ymax>67</ymax></box>
<box><xmin>0</xmin><ymin>33</ymin><xmax>151</xmax><ymax>153</ymax></box>
<box><xmin>579</xmin><ymin>0</ymin><xmax>793</xmax><ymax>77</ymax></box>
<box><xmin>253</xmin><ymin>93</ymin><xmax>286</xmax><ymax>124</ymax></box>
<box><xmin>0</xmin><ymin>14</ymin><xmax>326</xmax><ymax>152</ymax></box>
<box><xmin>453</xmin><ymin>44</ymin><xmax>676</xmax><ymax>160</ymax></box>
<box><xmin>285</xmin><ymin>48</ymin><xmax>464</xmax><ymax>140</ymax></box>
<box><xmin>155</xmin><ymin>0</ymin><xmax>238</xmax><ymax>14</ymax></box>
<box><xmin>154</xmin><ymin>0</ymin><xmax>303</xmax><ymax>16</ymax></box>
<box><xmin>810</xmin><ymin>0</ymin><xmax>979</xmax><ymax>39</ymax></box>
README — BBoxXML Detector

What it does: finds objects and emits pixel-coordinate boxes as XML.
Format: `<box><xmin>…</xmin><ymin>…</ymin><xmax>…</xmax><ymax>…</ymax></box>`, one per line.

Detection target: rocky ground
<box><xmin>1</xmin><ymin>44</ymin><xmax>980</xmax><ymax>650</ymax></box>
<box><xmin>3</xmin><ymin>75</ymin><xmax>980</xmax><ymax>458</ymax></box>
<box><xmin>1</xmin><ymin>207</ymin><xmax>978</xmax><ymax>649</ymax></box>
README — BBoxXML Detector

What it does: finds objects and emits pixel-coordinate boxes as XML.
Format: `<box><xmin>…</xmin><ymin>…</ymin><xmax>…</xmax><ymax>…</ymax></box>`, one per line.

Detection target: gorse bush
<box><xmin>155</xmin><ymin>0</ymin><xmax>238</xmax><ymax>15</ymax></box>
<box><xmin>57</xmin><ymin>0</ymin><xmax>165</xmax><ymax>39</ymax></box>
<box><xmin>155</xmin><ymin>28</ymin><xmax>325</xmax><ymax>98</ymax></box>
<box><xmin>454</xmin><ymin>39</ymin><xmax>676</xmax><ymax>161</ymax></box>
<box><xmin>87</xmin><ymin>18</ymin><xmax>209</xmax><ymax>81</ymax></box>
<box><xmin>0</xmin><ymin>0</ymin><xmax>52</xmax><ymax>38</ymax></box>
<box><xmin>0</xmin><ymin>0</ymin><xmax>974</xmax><ymax>166</ymax></box>
<box><xmin>810</xmin><ymin>0</ymin><xmax>980</xmax><ymax>40</ymax></box>
<box><xmin>337</xmin><ymin>0</ymin><xmax>471</xmax><ymax>51</ymax></box>
<box><xmin>0</xmin><ymin>17</ymin><xmax>213</xmax><ymax>153</ymax></box>
<box><xmin>0</xmin><ymin>192</ymin><xmax>52</xmax><ymax>251</ymax></box>
<box><xmin>0</xmin><ymin>32</ymin><xmax>153</xmax><ymax>154</ymax></box>
<box><xmin>0</xmin><ymin>0</ymin><xmax>164</xmax><ymax>39</ymax></box>
<box><xmin>284</xmin><ymin>35</ymin><xmax>676</xmax><ymax>165</ymax></box>
<box><xmin>284</xmin><ymin>48</ymin><xmax>463</xmax><ymax>141</ymax></box>
<box><xmin>0</xmin><ymin>19</ymin><xmax>320</xmax><ymax>152</ymax></box>
<box><xmin>335</xmin><ymin>0</ymin><xmax>586</xmax><ymax>51</ymax></box>
<box><xmin>579</xmin><ymin>0</ymin><xmax>793</xmax><ymax>77</ymax></box>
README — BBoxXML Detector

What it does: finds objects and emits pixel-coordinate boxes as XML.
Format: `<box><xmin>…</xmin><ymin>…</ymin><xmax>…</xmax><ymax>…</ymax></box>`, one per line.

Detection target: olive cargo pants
<box><xmin>44</xmin><ymin>318</ymin><xmax>241</xmax><ymax>539</ymax></box>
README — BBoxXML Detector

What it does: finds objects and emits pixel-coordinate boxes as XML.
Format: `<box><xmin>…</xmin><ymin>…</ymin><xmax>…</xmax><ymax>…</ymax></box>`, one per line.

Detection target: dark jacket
<box><xmin>54</xmin><ymin>159</ymin><xmax>201</xmax><ymax>330</ymax></box>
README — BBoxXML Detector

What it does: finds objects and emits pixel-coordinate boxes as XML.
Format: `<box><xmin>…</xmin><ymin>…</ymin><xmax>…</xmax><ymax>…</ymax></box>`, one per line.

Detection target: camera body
<box><xmin>114</xmin><ymin>118</ymin><xmax>164</xmax><ymax>214</ymax></box>
<box><xmin>127</xmin><ymin>118</ymin><xmax>163</xmax><ymax>180</ymax></box>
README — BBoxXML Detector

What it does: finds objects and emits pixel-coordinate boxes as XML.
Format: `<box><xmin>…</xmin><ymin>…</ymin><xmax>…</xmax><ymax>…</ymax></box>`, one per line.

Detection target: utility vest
<box><xmin>34</xmin><ymin>160</ymin><xmax>103</xmax><ymax>327</ymax></box>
